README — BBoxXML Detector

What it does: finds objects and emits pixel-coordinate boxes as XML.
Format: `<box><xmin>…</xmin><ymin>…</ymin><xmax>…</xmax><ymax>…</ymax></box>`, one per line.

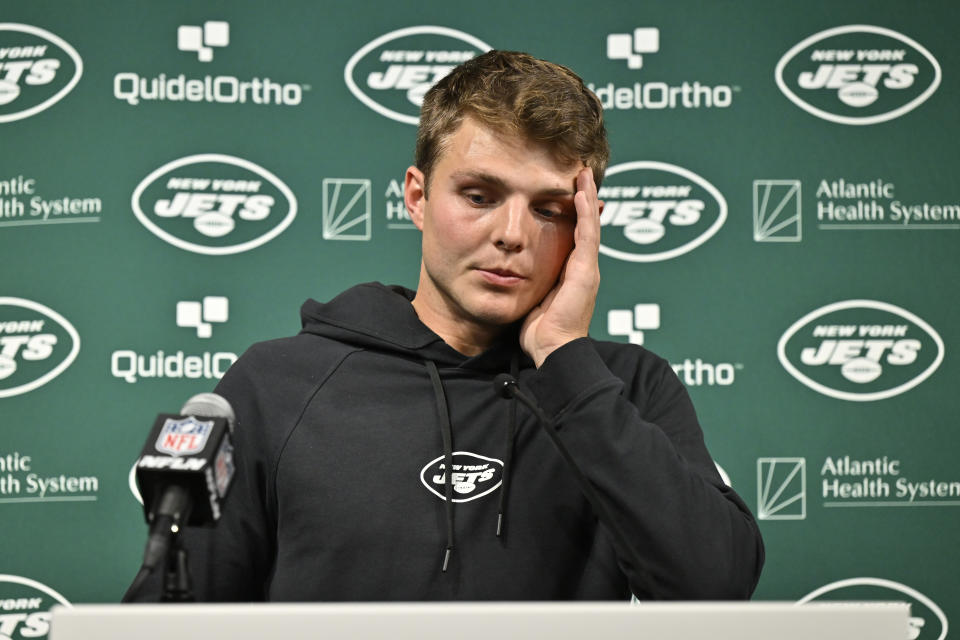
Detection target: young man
<box><xmin>180</xmin><ymin>51</ymin><xmax>763</xmax><ymax>601</ymax></box>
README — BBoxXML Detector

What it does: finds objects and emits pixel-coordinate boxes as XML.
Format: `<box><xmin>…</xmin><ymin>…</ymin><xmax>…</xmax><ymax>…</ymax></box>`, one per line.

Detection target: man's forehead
<box><xmin>439</xmin><ymin>118</ymin><xmax>583</xmax><ymax>186</ymax></box>
<box><xmin>449</xmin><ymin>169</ymin><xmax>577</xmax><ymax>197</ymax></box>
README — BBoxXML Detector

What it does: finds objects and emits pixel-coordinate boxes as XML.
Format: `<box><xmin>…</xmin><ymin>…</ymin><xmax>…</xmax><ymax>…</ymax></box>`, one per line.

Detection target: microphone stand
<box><xmin>161</xmin><ymin>529</ymin><xmax>194</xmax><ymax>602</ymax></box>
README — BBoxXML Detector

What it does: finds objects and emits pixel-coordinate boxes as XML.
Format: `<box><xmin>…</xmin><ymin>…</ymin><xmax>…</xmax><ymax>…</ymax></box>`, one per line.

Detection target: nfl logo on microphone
<box><xmin>156</xmin><ymin>416</ymin><xmax>214</xmax><ymax>456</ymax></box>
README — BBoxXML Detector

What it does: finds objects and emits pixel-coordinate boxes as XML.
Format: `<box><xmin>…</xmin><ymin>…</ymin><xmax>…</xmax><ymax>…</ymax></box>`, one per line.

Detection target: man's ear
<box><xmin>405</xmin><ymin>166</ymin><xmax>427</xmax><ymax>231</ymax></box>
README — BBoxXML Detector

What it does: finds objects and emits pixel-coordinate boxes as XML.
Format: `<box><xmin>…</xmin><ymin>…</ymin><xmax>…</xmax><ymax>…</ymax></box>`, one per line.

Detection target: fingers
<box><xmin>574</xmin><ymin>167</ymin><xmax>601</xmax><ymax>250</ymax></box>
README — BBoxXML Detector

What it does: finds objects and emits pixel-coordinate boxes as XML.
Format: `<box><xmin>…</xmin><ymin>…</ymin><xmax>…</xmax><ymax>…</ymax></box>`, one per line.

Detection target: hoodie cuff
<box><xmin>528</xmin><ymin>338</ymin><xmax>622</xmax><ymax>418</ymax></box>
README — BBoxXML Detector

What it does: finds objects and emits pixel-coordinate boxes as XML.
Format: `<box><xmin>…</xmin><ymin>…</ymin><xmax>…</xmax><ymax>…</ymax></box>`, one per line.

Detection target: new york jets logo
<box><xmin>0</xmin><ymin>574</ymin><xmax>71</xmax><ymax>640</ymax></box>
<box><xmin>344</xmin><ymin>26</ymin><xmax>492</xmax><ymax>125</ymax></box>
<box><xmin>131</xmin><ymin>154</ymin><xmax>297</xmax><ymax>255</ymax></box>
<box><xmin>798</xmin><ymin>578</ymin><xmax>947</xmax><ymax>640</ymax></box>
<box><xmin>419</xmin><ymin>452</ymin><xmax>503</xmax><ymax>502</ymax></box>
<box><xmin>775</xmin><ymin>25</ymin><xmax>941</xmax><ymax>125</ymax></box>
<box><xmin>599</xmin><ymin>161</ymin><xmax>727</xmax><ymax>262</ymax></box>
<box><xmin>0</xmin><ymin>23</ymin><xmax>82</xmax><ymax>123</ymax></box>
<box><xmin>0</xmin><ymin>298</ymin><xmax>80</xmax><ymax>398</ymax></box>
<box><xmin>778</xmin><ymin>300</ymin><xmax>943</xmax><ymax>401</ymax></box>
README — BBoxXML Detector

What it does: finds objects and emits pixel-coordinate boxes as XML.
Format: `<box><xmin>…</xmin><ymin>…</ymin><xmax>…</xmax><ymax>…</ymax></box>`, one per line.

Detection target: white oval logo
<box><xmin>128</xmin><ymin>460</ymin><xmax>143</xmax><ymax>504</ymax></box>
<box><xmin>0</xmin><ymin>298</ymin><xmax>80</xmax><ymax>398</ymax></box>
<box><xmin>0</xmin><ymin>574</ymin><xmax>71</xmax><ymax>640</ymax></box>
<box><xmin>599</xmin><ymin>161</ymin><xmax>727</xmax><ymax>262</ymax></box>
<box><xmin>775</xmin><ymin>25</ymin><xmax>941</xmax><ymax>125</ymax></box>
<box><xmin>131</xmin><ymin>154</ymin><xmax>298</xmax><ymax>255</ymax></box>
<box><xmin>798</xmin><ymin>577</ymin><xmax>947</xmax><ymax>640</ymax></box>
<box><xmin>778</xmin><ymin>300</ymin><xmax>943</xmax><ymax>401</ymax></box>
<box><xmin>419</xmin><ymin>451</ymin><xmax>503</xmax><ymax>503</ymax></box>
<box><xmin>344</xmin><ymin>26</ymin><xmax>492</xmax><ymax>125</ymax></box>
<box><xmin>0</xmin><ymin>23</ymin><xmax>82</xmax><ymax>123</ymax></box>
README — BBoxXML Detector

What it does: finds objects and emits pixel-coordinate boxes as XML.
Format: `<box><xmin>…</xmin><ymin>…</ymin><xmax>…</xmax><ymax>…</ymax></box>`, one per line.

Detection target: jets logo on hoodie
<box><xmin>419</xmin><ymin>452</ymin><xmax>503</xmax><ymax>502</ymax></box>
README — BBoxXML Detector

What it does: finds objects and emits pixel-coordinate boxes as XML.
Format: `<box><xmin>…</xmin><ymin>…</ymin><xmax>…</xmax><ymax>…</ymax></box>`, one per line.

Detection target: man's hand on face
<box><xmin>520</xmin><ymin>167</ymin><xmax>602</xmax><ymax>368</ymax></box>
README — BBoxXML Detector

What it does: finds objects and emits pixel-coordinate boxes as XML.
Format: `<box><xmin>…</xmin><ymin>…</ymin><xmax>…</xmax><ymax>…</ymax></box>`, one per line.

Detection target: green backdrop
<box><xmin>1</xmin><ymin>1</ymin><xmax>957</xmax><ymax>638</ymax></box>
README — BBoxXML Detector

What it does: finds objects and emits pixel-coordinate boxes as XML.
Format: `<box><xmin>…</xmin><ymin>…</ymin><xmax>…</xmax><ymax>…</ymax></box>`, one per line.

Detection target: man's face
<box><xmin>406</xmin><ymin>117</ymin><xmax>582</xmax><ymax>339</ymax></box>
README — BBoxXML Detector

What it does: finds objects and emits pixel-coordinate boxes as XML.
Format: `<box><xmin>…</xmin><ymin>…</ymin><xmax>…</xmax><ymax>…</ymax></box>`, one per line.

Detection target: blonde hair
<box><xmin>416</xmin><ymin>50</ymin><xmax>608</xmax><ymax>194</ymax></box>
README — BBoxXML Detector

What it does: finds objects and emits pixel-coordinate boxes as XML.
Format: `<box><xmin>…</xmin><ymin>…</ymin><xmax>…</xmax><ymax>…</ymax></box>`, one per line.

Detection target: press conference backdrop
<box><xmin>1</xmin><ymin>0</ymin><xmax>957</xmax><ymax>637</ymax></box>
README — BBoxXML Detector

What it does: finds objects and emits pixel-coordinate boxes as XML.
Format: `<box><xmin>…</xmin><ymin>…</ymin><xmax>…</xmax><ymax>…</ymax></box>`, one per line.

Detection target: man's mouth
<box><xmin>476</xmin><ymin>267</ymin><xmax>525</xmax><ymax>285</ymax></box>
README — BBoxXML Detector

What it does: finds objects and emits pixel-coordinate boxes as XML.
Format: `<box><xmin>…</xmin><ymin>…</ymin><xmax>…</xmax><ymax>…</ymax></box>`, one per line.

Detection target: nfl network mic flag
<box><xmin>135</xmin><ymin>413</ymin><xmax>235</xmax><ymax>526</ymax></box>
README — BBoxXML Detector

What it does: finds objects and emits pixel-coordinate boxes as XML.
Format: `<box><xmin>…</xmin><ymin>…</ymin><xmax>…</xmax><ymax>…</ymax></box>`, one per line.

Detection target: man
<box><xmin>173</xmin><ymin>50</ymin><xmax>763</xmax><ymax>601</ymax></box>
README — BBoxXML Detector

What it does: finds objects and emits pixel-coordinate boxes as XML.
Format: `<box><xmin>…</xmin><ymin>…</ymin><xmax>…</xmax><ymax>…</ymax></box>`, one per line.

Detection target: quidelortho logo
<box><xmin>0</xmin><ymin>298</ymin><xmax>79</xmax><ymax>398</ymax></box>
<box><xmin>599</xmin><ymin>161</ymin><xmax>727</xmax><ymax>262</ymax></box>
<box><xmin>606</xmin><ymin>303</ymin><xmax>742</xmax><ymax>386</ymax></box>
<box><xmin>131</xmin><ymin>154</ymin><xmax>297</xmax><ymax>255</ymax></box>
<box><xmin>110</xmin><ymin>299</ymin><xmax>238</xmax><ymax>384</ymax></box>
<box><xmin>177</xmin><ymin>296</ymin><xmax>228</xmax><ymax>338</ymax></box>
<box><xmin>775</xmin><ymin>25</ymin><xmax>941</xmax><ymax>125</ymax></box>
<box><xmin>114</xmin><ymin>21</ymin><xmax>304</xmax><ymax>106</ymax></box>
<box><xmin>420</xmin><ymin>452</ymin><xmax>503</xmax><ymax>502</ymax></box>
<box><xmin>344</xmin><ymin>26</ymin><xmax>492</xmax><ymax>125</ymax></box>
<box><xmin>778</xmin><ymin>300</ymin><xmax>943</xmax><ymax>401</ymax></box>
<box><xmin>0</xmin><ymin>574</ymin><xmax>70</xmax><ymax>640</ymax></box>
<box><xmin>0</xmin><ymin>24</ymin><xmax>82</xmax><ymax>123</ymax></box>
<box><xmin>178</xmin><ymin>21</ymin><xmax>228</xmax><ymax>62</ymax></box>
<box><xmin>591</xmin><ymin>27</ymin><xmax>735</xmax><ymax>110</ymax></box>
<box><xmin>798</xmin><ymin>578</ymin><xmax>947</xmax><ymax>640</ymax></box>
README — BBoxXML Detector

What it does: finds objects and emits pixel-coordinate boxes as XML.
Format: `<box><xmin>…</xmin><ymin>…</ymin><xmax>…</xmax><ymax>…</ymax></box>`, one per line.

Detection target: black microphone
<box><xmin>134</xmin><ymin>392</ymin><xmax>236</xmax><ymax>571</ymax></box>
<box><xmin>493</xmin><ymin>373</ymin><xmax>553</xmax><ymax>425</ymax></box>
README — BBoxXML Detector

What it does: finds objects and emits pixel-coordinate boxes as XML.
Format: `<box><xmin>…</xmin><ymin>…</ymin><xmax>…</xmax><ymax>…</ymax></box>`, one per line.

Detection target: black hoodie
<box><xmin>186</xmin><ymin>282</ymin><xmax>763</xmax><ymax>601</ymax></box>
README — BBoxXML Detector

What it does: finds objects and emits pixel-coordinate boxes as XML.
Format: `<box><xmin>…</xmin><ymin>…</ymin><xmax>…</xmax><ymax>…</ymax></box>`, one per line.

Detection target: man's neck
<box><xmin>410</xmin><ymin>293</ymin><xmax>502</xmax><ymax>357</ymax></box>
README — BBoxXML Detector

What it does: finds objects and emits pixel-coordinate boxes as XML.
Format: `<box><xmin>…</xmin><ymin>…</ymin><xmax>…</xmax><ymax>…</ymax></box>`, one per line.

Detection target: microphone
<box><xmin>493</xmin><ymin>373</ymin><xmax>552</xmax><ymax>425</ymax></box>
<box><xmin>492</xmin><ymin>373</ymin><xmax>517</xmax><ymax>399</ymax></box>
<box><xmin>133</xmin><ymin>393</ymin><xmax>236</xmax><ymax>572</ymax></box>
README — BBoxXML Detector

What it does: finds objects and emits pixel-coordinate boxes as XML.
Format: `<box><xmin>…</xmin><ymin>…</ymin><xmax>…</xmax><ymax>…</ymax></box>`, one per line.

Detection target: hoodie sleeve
<box><xmin>193</xmin><ymin>344</ymin><xmax>279</xmax><ymax>601</ymax></box>
<box><xmin>526</xmin><ymin>337</ymin><xmax>764</xmax><ymax>600</ymax></box>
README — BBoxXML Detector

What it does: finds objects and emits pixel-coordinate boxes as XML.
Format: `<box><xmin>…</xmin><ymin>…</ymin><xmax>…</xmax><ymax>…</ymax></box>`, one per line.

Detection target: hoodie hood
<box><xmin>299</xmin><ymin>282</ymin><xmax>530</xmax><ymax>372</ymax></box>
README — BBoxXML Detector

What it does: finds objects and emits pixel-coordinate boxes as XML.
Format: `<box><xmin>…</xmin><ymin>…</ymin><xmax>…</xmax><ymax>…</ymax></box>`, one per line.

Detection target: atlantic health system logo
<box><xmin>775</xmin><ymin>25</ymin><xmax>941</xmax><ymax>125</ymax></box>
<box><xmin>0</xmin><ymin>23</ymin><xmax>82</xmax><ymax>123</ymax></box>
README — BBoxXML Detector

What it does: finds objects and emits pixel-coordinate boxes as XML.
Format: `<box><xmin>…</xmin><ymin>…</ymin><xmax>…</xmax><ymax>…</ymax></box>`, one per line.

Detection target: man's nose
<box><xmin>492</xmin><ymin>197</ymin><xmax>528</xmax><ymax>251</ymax></box>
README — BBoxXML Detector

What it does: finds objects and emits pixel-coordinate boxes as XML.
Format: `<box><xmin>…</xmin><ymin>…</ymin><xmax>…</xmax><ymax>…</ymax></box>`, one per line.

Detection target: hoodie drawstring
<box><xmin>496</xmin><ymin>354</ymin><xmax>519</xmax><ymax>537</ymax></box>
<box><xmin>425</xmin><ymin>360</ymin><xmax>455</xmax><ymax>572</ymax></box>
<box><xmin>425</xmin><ymin>355</ymin><xmax>520</xmax><ymax>573</ymax></box>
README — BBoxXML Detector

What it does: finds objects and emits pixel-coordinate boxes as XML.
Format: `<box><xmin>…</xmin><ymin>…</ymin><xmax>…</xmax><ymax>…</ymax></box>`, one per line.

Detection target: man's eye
<box><xmin>536</xmin><ymin>207</ymin><xmax>563</xmax><ymax>219</ymax></box>
<box><xmin>464</xmin><ymin>193</ymin><xmax>487</xmax><ymax>205</ymax></box>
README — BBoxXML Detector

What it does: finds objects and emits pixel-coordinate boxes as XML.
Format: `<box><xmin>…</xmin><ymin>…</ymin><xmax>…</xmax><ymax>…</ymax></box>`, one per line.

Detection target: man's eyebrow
<box><xmin>450</xmin><ymin>170</ymin><xmax>575</xmax><ymax>197</ymax></box>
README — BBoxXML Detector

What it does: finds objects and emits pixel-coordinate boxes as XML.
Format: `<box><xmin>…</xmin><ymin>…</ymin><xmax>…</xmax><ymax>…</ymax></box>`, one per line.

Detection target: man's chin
<box><xmin>466</xmin><ymin>302</ymin><xmax>532</xmax><ymax>330</ymax></box>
